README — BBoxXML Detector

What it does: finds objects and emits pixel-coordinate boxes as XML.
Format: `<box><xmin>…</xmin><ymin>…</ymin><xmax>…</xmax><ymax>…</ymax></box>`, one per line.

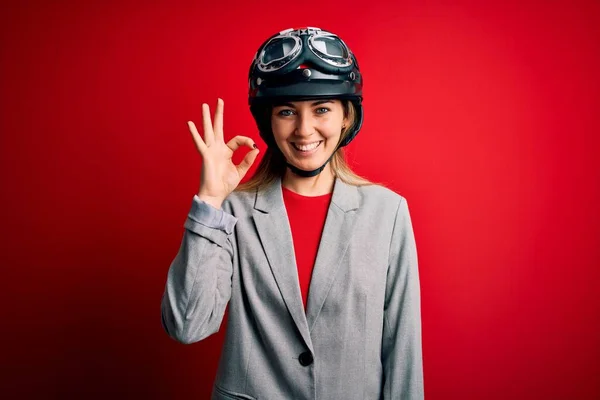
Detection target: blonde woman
<box><xmin>161</xmin><ymin>27</ymin><xmax>424</xmax><ymax>399</ymax></box>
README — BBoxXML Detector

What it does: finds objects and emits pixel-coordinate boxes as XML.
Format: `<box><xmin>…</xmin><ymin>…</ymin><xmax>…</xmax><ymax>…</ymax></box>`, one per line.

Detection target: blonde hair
<box><xmin>236</xmin><ymin>100</ymin><xmax>373</xmax><ymax>192</ymax></box>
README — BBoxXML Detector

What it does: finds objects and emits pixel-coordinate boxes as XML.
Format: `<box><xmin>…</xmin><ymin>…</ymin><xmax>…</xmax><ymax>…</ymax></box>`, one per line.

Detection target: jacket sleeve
<box><xmin>382</xmin><ymin>197</ymin><xmax>424</xmax><ymax>399</ymax></box>
<box><xmin>161</xmin><ymin>195</ymin><xmax>237</xmax><ymax>344</ymax></box>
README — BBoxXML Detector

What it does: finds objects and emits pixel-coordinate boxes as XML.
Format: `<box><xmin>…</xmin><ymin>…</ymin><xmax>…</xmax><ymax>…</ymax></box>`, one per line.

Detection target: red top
<box><xmin>282</xmin><ymin>187</ymin><xmax>333</xmax><ymax>310</ymax></box>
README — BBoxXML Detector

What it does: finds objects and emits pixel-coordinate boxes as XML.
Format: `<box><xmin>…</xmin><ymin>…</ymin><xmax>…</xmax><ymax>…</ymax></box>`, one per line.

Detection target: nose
<box><xmin>294</xmin><ymin>112</ymin><xmax>316</xmax><ymax>138</ymax></box>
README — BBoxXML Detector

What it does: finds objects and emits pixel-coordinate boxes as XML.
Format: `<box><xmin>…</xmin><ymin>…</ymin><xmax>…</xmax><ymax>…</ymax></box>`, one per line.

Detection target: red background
<box><xmin>1</xmin><ymin>0</ymin><xmax>599</xmax><ymax>398</ymax></box>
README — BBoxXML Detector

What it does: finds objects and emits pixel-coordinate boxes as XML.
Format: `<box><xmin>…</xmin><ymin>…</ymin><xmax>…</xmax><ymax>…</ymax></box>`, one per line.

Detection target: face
<box><xmin>271</xmin><ymin>99</ymin><xmax>348</xmax><ymax>171</ymax></box>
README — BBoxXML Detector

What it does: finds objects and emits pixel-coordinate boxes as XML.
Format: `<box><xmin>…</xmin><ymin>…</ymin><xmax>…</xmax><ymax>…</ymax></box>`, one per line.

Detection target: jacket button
<box><xmin>298</xmin><ymin>351</ymin><xmax>313</xmax><ymax>366</ymax></box>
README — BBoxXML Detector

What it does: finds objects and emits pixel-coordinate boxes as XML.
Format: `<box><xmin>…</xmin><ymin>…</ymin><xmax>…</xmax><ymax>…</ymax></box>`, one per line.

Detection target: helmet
<box><xmin>248</xmin><ymin>27</ymin><xmax>364</xmax><ymax>177</ymax></box>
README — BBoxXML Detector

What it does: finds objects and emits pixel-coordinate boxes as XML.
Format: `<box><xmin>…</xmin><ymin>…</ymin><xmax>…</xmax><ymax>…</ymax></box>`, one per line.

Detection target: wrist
<box><xmin>197</xmin><ymin>194</ymin><xmax>224</xmax><ymax>210</ymax></box>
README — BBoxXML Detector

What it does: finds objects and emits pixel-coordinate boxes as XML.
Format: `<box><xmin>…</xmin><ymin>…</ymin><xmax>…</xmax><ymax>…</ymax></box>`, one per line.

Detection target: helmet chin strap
<box><xmin>286</xmin><ymin>158</ymin><xmax>330</xmax><ymax>177</ymax></box>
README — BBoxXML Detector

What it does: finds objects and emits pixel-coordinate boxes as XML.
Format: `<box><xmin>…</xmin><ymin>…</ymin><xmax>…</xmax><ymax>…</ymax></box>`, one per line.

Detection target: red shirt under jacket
<box><xmin>282</xmin><ymin>186</ymin><xmax>333</xmax><ymax>310</ymax></box>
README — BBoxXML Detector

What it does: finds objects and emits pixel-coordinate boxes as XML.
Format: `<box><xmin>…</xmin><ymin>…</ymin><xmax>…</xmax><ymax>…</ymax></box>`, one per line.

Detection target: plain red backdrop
<box><xmin>1</xmin><ymin>0</ymin><xmax>599</xmax><ymax>398</ymax></box>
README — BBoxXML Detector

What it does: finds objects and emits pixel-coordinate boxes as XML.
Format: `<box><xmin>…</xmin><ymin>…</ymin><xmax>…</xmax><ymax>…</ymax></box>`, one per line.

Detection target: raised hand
<box><xmin>188</xmin><ymin>98</ymin><xmax>260</xmax><ymax>209</ymax></box>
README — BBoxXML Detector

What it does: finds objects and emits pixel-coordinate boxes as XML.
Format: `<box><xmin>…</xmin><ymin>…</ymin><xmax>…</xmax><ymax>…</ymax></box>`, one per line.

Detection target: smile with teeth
<box><xmin>292</xmin><ymin>141</ymin><xmax>322</xmax><ymax>152</ymax></box>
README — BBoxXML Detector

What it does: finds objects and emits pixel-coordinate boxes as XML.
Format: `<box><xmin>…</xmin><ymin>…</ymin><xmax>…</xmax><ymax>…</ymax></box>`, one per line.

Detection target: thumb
<box><xmin>236</xmin><ymin>148</ymin><xmax>260</xmax><ymax>180</ymax></box>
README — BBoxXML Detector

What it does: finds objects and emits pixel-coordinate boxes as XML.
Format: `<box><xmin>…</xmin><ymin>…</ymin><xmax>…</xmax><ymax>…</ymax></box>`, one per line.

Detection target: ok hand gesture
<box><xmin>188</xmin><ymin>98</ymin><xmax>260</xmax><ymax>209</ymax></box>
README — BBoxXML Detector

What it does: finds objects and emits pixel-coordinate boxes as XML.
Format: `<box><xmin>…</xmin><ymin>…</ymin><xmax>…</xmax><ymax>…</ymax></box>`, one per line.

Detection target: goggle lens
<box><xmin>309</xmin><ymin>35</ymin><xmax>352</xmax><ymax>67</ymax></box>
<box><xmin>312</xmin><ymin>36</ymin><xmax>346</xmax><ymax>58</ymax></box>
<box><xmin>262</xmin><ymin>37</ymin><xmax>298</xmax><ymax>64</ymax></box>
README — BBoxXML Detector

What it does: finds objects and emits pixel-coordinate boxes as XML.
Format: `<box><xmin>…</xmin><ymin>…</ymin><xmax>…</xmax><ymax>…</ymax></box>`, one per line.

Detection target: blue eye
<box><xmin>316</xmin><ymin>107</ymin><xmax>330</xmax><ymax>114</ymax></box>
<box><xmin>278</xmin><ymin>109</ymin><xmax>295</xmax><ymax>116</ymax></box>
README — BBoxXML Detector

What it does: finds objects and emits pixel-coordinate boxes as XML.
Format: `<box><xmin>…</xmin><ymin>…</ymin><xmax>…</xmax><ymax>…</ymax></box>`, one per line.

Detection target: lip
<box><xmin>291</xmin><ymin>140</ymin><xmax>323</xmax><ymax>156</ymax></box>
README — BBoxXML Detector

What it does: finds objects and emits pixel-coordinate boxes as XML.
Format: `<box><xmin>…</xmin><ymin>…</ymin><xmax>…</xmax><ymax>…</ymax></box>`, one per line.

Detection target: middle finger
<box><xmin>201</xmin><ymin>103</ymin><xmax>215</xmax><ymax>146</ymax></box>
<box><xmin>213</xmin><ymin>98</ymin><xmax>224</xmax><ymax>142</ymax></box>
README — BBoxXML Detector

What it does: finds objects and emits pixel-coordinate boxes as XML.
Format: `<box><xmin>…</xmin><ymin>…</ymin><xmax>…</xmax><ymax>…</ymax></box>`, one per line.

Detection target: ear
<box><xmin>340</xmin><ymin>100</ymin><xmax>351</xmax><ymax>128</ymax></box>
<box><xmin>342</xmin><ymin>115</ymin><xmax>350</xmax><ymax>129</ymax></box>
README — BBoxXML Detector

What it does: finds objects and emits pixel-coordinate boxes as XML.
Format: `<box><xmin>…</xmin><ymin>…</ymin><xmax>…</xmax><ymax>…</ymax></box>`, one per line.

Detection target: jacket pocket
<box><xmin>213</xmin><ymin>385</ymin><xmax>257</xmax><ymax>400</ymax></box>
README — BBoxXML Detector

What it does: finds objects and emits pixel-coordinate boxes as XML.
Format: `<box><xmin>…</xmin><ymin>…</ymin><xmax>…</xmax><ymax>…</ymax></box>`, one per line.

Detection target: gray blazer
<box><xmin>161</xmin><ymin>177</ymin><xmax>424</xmax><ymax>399</ymax></box>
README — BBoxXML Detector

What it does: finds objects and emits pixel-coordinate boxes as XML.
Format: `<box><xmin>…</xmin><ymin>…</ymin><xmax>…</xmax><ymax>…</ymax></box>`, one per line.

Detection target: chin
<box><xmin>289</xmin><ymin>161</ymin><xmax>322</xmax><ymax>172</ymax></box>
<box><xmin>287</xmin><ymin>155</ymin><xmax>330</xmax><ymax>172</ymax></box>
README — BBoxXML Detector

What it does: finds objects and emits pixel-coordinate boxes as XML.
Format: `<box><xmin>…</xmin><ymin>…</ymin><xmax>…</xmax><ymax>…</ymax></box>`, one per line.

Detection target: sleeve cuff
<box><xmin>187</xmin><ymin>195</ymin><xmax>238</xmax><ymax>235</ymax></box>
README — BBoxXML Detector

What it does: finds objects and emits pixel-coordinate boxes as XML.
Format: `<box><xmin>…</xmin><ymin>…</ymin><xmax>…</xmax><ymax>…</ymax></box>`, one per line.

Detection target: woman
<box><xmin>161</xmin><ymin>27</ymin><xmax>424</xmax><ymax>399</ymax></box>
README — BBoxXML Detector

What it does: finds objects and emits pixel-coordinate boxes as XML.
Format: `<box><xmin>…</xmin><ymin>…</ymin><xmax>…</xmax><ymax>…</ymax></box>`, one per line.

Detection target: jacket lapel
<box><xmin>306</xmin><ymin>178</ymin><xmax>359</xmax><ymax>331</ymax></box>
<box><xmin>252</xmin><ymin>177</ymin><xmax>313</xmax><ymax>350</ymax></box>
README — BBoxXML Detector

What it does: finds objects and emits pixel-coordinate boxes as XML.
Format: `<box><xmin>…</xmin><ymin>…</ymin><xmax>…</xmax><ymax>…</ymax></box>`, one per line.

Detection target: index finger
<box><xmin>226</xmin><ymin>135</ymin><xmax>257</xmax><ymax>152</ymax></box>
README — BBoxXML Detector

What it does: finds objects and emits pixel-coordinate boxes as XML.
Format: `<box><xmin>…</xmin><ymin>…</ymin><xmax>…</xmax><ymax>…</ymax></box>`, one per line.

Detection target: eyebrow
<box><xmin>274</xmin><ymin>100</ymin><xmax>333</xmax><ymax>108</ymax></box>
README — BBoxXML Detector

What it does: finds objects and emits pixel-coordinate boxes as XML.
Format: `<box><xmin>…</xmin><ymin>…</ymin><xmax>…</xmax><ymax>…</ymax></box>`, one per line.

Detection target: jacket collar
<box><xmin>251</xmin><ymin>175</ymin><xmax>360</xmax><ymax>349</ymax></box>
<box><xmin>253</xmin><ymin>175</ymin><xmax>359</xmax><ymax>214</ymax></box>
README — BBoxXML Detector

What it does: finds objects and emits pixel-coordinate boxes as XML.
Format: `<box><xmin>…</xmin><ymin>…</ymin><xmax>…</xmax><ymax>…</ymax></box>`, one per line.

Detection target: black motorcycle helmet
<box><xmin>248</xmin><ymin>27</ymin><xmax>364</xmax><ymax>177</ymax></box>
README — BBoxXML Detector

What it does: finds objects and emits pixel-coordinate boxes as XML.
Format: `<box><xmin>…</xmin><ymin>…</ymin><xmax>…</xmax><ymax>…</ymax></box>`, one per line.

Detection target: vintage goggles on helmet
<box><xmin>256</xmin><ymin>27</ymin><xmax>355</xmax><ymax>74</ymax></box>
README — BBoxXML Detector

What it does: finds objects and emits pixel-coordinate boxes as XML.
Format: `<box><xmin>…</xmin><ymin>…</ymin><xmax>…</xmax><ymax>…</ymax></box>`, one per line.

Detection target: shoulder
<box><xmin>226</xmin><ymin>188</ymin><xmax>256</xmax><ymax>204</ymax></box>
<box><xmin>222</xmin><ymin>189</ymin><xmax>256</xmax><ymax>216</ymax></box>
<box><xmin>356</xmin><ymin>183</ymin><xmax>406</xmax><ymax>211</ymax></box>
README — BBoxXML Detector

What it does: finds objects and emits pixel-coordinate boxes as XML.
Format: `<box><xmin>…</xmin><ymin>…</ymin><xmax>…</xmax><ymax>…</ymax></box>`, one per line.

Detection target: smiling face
<box><xmin>271</xmin><ymin>99</ymin><xmax>349</xmax><ymax>172</ymax></box>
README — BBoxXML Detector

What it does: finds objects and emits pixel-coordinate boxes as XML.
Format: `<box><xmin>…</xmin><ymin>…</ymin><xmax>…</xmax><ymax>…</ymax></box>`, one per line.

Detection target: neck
<box><xmin>282</xmin><ymin>164</ymin><xmax>335</xmax><ymax>196</ymax></box>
